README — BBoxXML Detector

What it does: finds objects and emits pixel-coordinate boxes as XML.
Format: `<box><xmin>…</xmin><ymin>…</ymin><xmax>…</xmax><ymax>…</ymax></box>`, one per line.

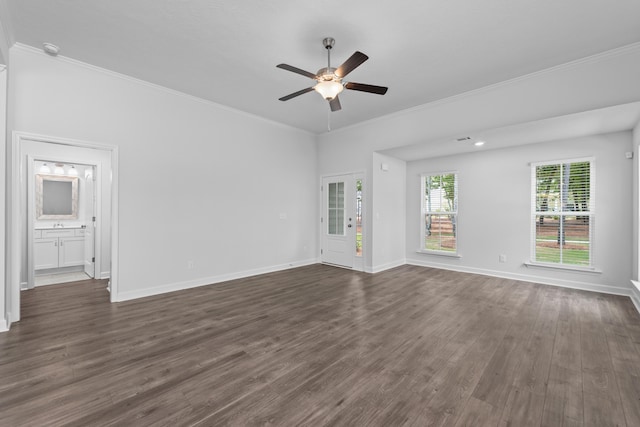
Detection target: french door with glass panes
<box><xmin>321</xmin><ymin>173</ymin><xmax>363</xmax><ymax>270</ymax></box>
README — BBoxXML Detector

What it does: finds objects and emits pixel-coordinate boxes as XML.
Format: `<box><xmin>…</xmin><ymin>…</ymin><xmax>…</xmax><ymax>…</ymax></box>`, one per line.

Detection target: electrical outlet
<box><xmin>499</xmin><ymin>254</ymin><xmax>507</xmax><ymax>263</ymax></box>
<box><xmin>187</xmin><ymin>260</ymin><xmax>195</xmax><ymax>269</ymax></box>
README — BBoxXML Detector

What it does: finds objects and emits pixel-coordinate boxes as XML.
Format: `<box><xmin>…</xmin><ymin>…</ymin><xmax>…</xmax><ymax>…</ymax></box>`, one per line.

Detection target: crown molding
<box><xmin>11</xmin><ymin>43</ymin><xmax>316</xmax><ymax>138</ymax></box>
<box><xmin>325</xmin><ymin>41</ymin><xmax>640</xmax><ymax>136</ymax></box>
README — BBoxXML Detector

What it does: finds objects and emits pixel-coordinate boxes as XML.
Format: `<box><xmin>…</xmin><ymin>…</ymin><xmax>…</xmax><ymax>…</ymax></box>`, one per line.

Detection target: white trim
<box><xmin>12</xmin><ymin>43</ymin><xmax>314</xmax><ymax>138</ymax></box>
<box><xmin>406</xmin><ymin>257</ymin><xmax>630</xmax><ymax>297</ymax></box>
<box><xmin>523</xmin><ymin>261</ymin><xmax>602</xmax><ymax>274</ymax></box>
<box><xmin>115</xmin><ymin>258</ymin><xmax>318</xmax><ymax>302</ymax></box>
<box><xmin>529</xmin><ymin>156</ymin><xmax>595</xmax><ymax>168</ymax></box>
<box><xmin>631</xmin><ymin>281</ymin><xmax>640</xmax><ymax>315</ymax></box>
<box><xmin>416</xmin><ymin>249</ymin><xmax>462</xmax><ymax>258</ymax></box>
<box><xmin>366</xmin><ymin>259</ymin><xmax>406</xmax><ymax>274</ymax></box>
<box><xmin>0</xmin><ymin>318</ymin><xmax>7</xmax><ymax>333</ymax></box>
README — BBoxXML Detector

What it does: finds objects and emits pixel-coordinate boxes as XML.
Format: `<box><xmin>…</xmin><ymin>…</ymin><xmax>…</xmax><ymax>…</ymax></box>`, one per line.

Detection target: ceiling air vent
<box><xmin>456</xmin><ymin>136</ymin><xmax>472</xmax><ymax>142</ymax></box>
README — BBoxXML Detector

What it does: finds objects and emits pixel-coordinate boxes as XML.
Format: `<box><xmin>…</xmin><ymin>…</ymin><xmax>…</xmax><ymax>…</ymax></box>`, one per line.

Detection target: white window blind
<box><xmin>531</xmin><ymin>159</ymin><xmax>594</xmax><ymax>267</ymax></box>
<box><xmin>421</xmin><ymin>173</ymin><xmax>458</xmax><ymax>253</ymax></box>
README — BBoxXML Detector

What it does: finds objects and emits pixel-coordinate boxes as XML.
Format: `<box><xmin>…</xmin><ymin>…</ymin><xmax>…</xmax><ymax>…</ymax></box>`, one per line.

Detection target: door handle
<box><xmin>347</xmin><ymin>224</ymin><xmax>352</xmax><ymax>228</ymax></box>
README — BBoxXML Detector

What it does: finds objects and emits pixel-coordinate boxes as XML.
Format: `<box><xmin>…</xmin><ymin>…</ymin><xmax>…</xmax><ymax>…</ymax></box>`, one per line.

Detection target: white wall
<box><xmin>8</xmin><ymin>45</ymin><xmax>318</xmax><ymax>302</ymax></box>
<box><xmin>406</xmin><ymin>131</ymin><xmax>633</xmax><ymax>294</ymax></box>
<box><xmin>371</xmin><ymin>152</ymin><xmax>406</xmax><ymax>272</ymax></box>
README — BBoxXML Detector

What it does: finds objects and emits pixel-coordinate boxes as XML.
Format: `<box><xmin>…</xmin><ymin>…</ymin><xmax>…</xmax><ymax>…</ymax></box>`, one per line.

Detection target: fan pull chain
<box><xmin>327</xmin><ymin>108</ymin><xmax>331</xmax><ymax>132</ymax></box>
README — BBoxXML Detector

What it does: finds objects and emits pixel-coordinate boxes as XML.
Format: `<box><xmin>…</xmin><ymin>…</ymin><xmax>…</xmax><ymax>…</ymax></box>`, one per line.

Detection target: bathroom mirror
<box><xmin>36</xmin><ymin>174</ymin><xmax>79</xmax><ymax>219</ymax></box>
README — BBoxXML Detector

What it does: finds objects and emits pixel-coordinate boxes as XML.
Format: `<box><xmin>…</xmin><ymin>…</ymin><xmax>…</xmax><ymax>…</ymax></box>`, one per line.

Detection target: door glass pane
<box><xmin>336</xmin><ymin>209</ymin><xmax>344</xmax><ymax>235</ymax></box>
<box><xmin>327</xmin><ymin>181</ymin><xmax>345</xmax><ymax>236</ymax></box>
<box><xmin>328</xmin><ymin>183</ymin><xmax>337</xmax><ymax>208</ymax></box>
<box><xmin>328</xmin><ymin>211</ymin><xmax>337</xmax><ymax>235</ymax></box>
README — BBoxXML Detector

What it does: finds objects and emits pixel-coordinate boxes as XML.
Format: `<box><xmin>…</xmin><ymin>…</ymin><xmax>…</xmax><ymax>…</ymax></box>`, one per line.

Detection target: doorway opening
<box><xmin>29</xmin><ymin>160</ymin><xmax>98</xmax><ymax>289</ymax></box>
<box><xmin>7</xmin><ymin>132</ymin><xmax>119</xmax><ymax>327</ymax></box>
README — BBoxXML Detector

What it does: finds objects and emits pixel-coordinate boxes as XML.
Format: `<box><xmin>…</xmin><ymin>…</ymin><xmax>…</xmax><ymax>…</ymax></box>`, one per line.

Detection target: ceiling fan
<box><xmin>277</xmin><ymin>37</ymin><xmax>388</xmax><ymax>112</ymax></box>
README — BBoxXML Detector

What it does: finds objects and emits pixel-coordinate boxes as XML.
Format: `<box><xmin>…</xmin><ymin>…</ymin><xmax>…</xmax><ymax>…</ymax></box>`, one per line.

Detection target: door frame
<box><xmin>320</xmin><ymin>171</ymin><xmax>366</xmax><ymax>272</ymax></box>
<box><xmin>26</xmin><ymin>156</ymin><xmax>102</xmax><ymax>289</ymax></box>
<box><xmin>7</xmin><ymin>131</ymin><xmax>119</xmax><ymax>326</ymax></box>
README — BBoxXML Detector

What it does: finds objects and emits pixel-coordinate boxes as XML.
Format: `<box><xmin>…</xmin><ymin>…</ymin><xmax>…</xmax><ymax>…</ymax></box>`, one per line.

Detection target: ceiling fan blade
<box><xmin>276</xmin><ymin>63</ymin><xmax>318</xmax><ymax>79</ymax></box>
<box><xmin>279</xmin><ymin>87</ymin><xmax>315</xmax><ymax>101</ymax></box>
<box><xmin>335</xmin><ymin>51</ymin><xmax>368</xmax><ymax>78</ymax></box>
<box><xmin>329</xmin><ymin>96</ymin><xmax>342</xmax><ymax>112</ymax></box>
<box><xmin>345</xmin><ymin>82</ymin><xmax>388</xmax><ymax>95</ymax></box>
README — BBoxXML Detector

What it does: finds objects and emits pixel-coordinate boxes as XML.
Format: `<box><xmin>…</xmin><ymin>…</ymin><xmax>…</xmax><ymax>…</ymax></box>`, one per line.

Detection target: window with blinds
<box><xmin>421</xmin><ymin>173</ymin><xmax>458</xmax><ymax>253</ymax></box>
<box><xmin>531</xmin><ymin>158</ymin><xmax>594</xmax><ymax>267</ymax></box>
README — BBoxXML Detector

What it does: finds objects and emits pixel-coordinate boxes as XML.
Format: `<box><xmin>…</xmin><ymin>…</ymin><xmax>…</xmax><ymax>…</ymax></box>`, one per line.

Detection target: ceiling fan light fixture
<box><xmin>314</xmin><ymin>80</ymin><xmax>343</xmax><ymax>100</ymax></box>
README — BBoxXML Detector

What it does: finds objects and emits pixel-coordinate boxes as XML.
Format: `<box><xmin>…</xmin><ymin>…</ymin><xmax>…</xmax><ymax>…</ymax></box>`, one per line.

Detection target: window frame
<box><xmin>530</xmin><ymin>157</ymin><xmax>595</xmax><ymax>270</ymax></box>
<box><xmin>419</xmin><ymin>171</ymin><xmax>459</xmax><ymax>256</ymax></box>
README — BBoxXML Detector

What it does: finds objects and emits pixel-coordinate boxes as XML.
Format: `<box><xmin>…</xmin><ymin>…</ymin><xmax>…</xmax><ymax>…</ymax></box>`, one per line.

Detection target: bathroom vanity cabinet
<box><xmin>34</xmin><ymin>228</ymin><xmax>85</xmax><ymax>270</ymax></box>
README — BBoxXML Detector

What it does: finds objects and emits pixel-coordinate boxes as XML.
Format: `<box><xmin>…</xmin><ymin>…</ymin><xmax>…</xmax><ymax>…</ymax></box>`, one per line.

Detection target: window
<box><xmin>531</xmin><ymin>159</ymin><xmax>594</xmax><ymax>267</ymax></box>
<box><xmin>421</xmin><ymin>173</ymin><xmax>458</xmax><ymax>253</ymax></box>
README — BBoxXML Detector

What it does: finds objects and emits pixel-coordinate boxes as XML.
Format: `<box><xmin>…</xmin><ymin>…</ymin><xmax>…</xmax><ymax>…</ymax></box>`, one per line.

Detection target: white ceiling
<box><xmin>4</xmin><ymin>0</ymin><xmax>640</xmax><ymax>134</ymax></box>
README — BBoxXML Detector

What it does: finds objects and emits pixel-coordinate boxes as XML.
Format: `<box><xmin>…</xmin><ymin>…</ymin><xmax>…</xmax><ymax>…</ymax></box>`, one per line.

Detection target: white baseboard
<box><xmin>99</xmin><ymin>271</ymin><xmax>110</xmax><ymax>280</ymax></box>
<box><xmin>0</xmin><ymin>318</ymin><xmax>8</xmax><ymax>333</ymax></box>
<box><xmin>115</xmin><ymin>258</ymin><xmax>318</xmax><ymax>302</ymax></box>
<box><xmin>366</xmin><ymin>259</ymin><xmax>407</xmax><ymax>274</ymax></box>
<box><xmin>20</xmin><ymin>281</ymin><xmax>28</xmax><ymax>291</ymax></box>
<box><xmin>406</xmin><ymin>257</ymin><xmax>631</xmax><ymax>297</ymax></box>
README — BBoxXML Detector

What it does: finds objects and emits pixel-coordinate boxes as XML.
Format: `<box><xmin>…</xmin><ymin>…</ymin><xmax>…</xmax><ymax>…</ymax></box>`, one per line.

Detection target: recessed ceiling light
<box><xmin>43</xmin><ymin>43</ymin><xmax>59</xmax><ymax>56</ymax></box>
<box><xmin>474</xmin><ymin>141</ymin><xmax>485</xmax><ymax>147</ymax></box>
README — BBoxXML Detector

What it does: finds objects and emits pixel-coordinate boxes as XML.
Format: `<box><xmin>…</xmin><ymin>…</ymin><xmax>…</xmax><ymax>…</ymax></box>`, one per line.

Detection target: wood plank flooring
<box><xmin>2</xmin><ymin>264</ymin><xmax>640</xmax><ymax>426</ymax></box>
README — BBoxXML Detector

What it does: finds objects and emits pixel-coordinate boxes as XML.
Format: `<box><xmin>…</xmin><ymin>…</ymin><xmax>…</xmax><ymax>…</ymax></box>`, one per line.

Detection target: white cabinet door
<box><xmin>34</xmin><ymin>238</ymin><xmax>59</xmax><ymax>270</ymax></box>
<box><xmin>59</xmin><ymin>237</ymin><xmax>85</xmax><ymax>267</ymax></box>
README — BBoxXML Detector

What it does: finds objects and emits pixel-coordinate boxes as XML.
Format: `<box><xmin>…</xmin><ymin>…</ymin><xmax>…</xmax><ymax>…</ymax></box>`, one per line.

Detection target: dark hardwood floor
<box><xmin>2</xmin><ymin>264</ymin><xmax>640</xmax><ymax>426</ymax></box>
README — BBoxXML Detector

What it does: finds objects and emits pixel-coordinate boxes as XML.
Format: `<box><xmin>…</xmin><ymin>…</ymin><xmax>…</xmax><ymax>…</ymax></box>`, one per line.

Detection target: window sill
<box><xmin>523</xmin><ymin>261</ymin><xmax>602</xmax><ymax>274</ymax></box>
<box><xmin>416</xmin><ymin>249</ymin><xmax>461</xmax><ymax>259</ymax></box>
